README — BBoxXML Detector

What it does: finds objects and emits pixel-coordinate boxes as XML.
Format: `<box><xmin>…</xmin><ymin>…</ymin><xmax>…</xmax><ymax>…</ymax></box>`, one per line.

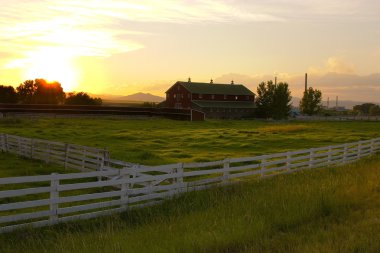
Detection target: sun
<box><xmin>23</xmin><ymin>48</ymin><xmax>78</xmax><ymax>92</ymax></box>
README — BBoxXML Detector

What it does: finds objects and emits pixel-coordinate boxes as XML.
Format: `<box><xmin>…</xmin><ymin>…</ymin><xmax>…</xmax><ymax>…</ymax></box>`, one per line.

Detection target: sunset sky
<box><xmin>1</xmin><ymin>0</ymin><xmax>379</xmax><ymax>102</ymax></box>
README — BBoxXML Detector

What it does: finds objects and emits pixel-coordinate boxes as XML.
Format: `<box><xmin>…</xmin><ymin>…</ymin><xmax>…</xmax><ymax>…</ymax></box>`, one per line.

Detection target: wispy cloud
<box><xmin>0</xmin><ymin>0</ymin><xmax>287</xmax><ymax>70</ymax></box>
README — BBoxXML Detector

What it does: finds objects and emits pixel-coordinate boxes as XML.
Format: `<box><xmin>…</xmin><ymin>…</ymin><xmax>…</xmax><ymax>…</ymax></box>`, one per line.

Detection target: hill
<box><xmin>122</xmin><ymin>92</ymin><xmax>164</xmax><ymax>102</ymax></box>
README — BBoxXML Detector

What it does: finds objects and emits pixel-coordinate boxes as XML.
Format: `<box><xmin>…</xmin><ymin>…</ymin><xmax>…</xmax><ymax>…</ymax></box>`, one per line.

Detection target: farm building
<box><xmin>164</xmin><ymin>79</ymin><xmax>256</xmax><ymax>119</ymax></box>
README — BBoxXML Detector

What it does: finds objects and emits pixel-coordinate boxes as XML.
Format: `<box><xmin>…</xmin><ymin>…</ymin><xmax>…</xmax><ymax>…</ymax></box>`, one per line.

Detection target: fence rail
<box><xmin>0</xmin><ymin>136</ymin><xmax>379</xmax><ymax>233</ymax></box>
<box><xmin>0</xmin><ymin>133</ymin><xmax>109</xmax><ymax>172</ymax></box>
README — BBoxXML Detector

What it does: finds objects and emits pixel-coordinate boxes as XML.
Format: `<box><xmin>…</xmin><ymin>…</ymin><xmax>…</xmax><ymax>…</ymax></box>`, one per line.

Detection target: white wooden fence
<box><xmin>0</xmin><ymin>137</ymin><xmax>379</xmax><ymax>233</ymax></box>
<box><xmin>0</xmin><ymin>133</ymin><xmax>110</xmax><ymax>172</ymax></box>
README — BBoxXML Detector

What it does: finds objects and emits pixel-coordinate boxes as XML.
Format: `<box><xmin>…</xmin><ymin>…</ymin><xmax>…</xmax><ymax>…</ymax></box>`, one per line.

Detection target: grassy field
<box><xmin>0</xmin><ymin>154</ymin><xmax>379</xmax><ymax>253</ymax></box>
<box><xmin>0</xmin><ymin>117</ymin><xmax>379</xmax><ymax>167</ymax></box>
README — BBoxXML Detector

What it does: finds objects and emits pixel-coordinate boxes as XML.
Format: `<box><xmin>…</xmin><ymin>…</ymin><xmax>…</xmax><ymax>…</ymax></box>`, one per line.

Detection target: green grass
<box><xmin>0</xmin><ymin>117</ymin><xmax>379</xmax><ymax>167</ymax></box>
<box><xmin>0</xmin><ymin>152</ymin><xmax>76</xmax><ymax>178</ymax></box>
<box><xmin>0</xmin><ymin>154</ymin><xmax>379</xmax><ymax>253</ymax></box>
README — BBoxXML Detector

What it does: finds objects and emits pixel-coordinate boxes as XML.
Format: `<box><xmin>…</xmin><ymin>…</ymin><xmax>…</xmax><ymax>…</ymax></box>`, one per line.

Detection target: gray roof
<box><xmin>174</xmin><ymin>81</ymin><xmax>254</xmax><ymax>96</ymax></box>
<box><xmin>192</xmin><ymin>100</ymin><xmax>256</xmax><ymax>109</ymax></box>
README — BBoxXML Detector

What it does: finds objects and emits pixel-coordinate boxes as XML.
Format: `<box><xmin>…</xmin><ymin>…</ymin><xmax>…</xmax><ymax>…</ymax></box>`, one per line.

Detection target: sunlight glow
<box><xmin>23</xmin><ymin>48</ymin><xmax>78</xmax><ymax>92</ymax></box>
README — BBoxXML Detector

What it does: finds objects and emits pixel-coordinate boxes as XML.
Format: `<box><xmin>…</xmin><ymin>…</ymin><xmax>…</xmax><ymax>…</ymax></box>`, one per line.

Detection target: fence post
<box><xmin>120</xmin><ymin>168</ymin><xmax>129</xmax><ymax>211</ymax></box>
<box><xmin>357</xmin><ymin>141</ymin><xmax>362</xmax><ymax>159</ymax></box>
<box><xmin>260</xmin><ymin>158</ymin><xmax>266</xmax><ymax>177</ymax></box>
<box><xmin>176</xmin><ymin>163</ymin><xmax>184</xmax><ymax>193</ymax></box>
<box><xmin>64</xmin><ymin>144</ymin><xmax>69</xmax><ymax>170</ymax></box>
<box><xmin>222</xmin><ymin>158</ymin><xmax>230</xmax><ymax>184</ymax></box>
<box><xmin>327</xmin><ymin>147</ymin><xmax>332</xmax><ymax>165</ymax></box>
<box><xmin>50</xmin><ymin>173</ymin><xmax>59</xmax><ymax>225</ymax></box>
<box><xmin>343</xmin><ymin>144</ymin><xmax>348</xmax><ymax>163</ymax></box>
<box><xmin>286</xmin><ymin>153</ymin><xmax>291</xmax><ymax>172</ymax></box>
<box><xmin>309</xmin><ymin>149</ymin><xmax>315</xmax><ymax>168</ymax></box>
<box><xmin>370</xmin><ymin>139</ymin><xmax>375</xmax><ymax>154</ymax></box>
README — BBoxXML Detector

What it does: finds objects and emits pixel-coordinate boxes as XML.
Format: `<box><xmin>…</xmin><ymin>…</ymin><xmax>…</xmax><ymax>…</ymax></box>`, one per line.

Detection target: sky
<box><xmin>1</xmin><ymin>0</ymin><xmax>380</xmax><ymax>103</ymax></box>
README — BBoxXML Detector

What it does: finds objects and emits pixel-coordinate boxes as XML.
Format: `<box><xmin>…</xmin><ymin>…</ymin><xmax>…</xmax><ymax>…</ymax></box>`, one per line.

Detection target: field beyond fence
<box><xmin>0</xmin><ymin>133</ymin><xmax>379</xmax><ymax>233</ymax></box>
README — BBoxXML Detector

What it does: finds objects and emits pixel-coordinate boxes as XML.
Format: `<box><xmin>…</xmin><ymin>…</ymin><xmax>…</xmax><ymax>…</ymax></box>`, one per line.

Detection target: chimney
<box><xmin>305</xmin><ymin>73</ymin><xmax>308</xmax><ymax>92</ymax></box>
<box><xmin>327</xmin><ymin>97</ymin><xmax>330</xmax><ymax>108</ymax></box>
<box><xmin>231</xmin><ymin>80</ymin><xmax>234</xmax><ymax>85</ymax></box>
<box><xmin>188</xmin><ymin>77</ymin><xmax>191</xmax><ymax>83</ymax></box>
<box><xmin>275</xmin><ymin>76</ymin><xmax>277</xmax><ymax>86</ymax></box>
<box><xmin>210</xmin><ymin>79</ymin><xmax>213</xmax><ymax>84</ymax></box>
<box><xmin>336</xmin><ymin>96</ymin><xmax>338</xmax><ymax>108</ymax></box>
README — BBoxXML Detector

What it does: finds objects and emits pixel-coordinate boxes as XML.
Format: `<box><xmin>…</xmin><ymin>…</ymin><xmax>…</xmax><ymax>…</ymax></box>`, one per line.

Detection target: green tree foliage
<box><xmin>299</xmin><ymin>87</ymin><xmax>322</xmax><ymax>115</ymax></box>
<box><xmin>255</xmin><ymin>80</ymin><xmax>292</xmax><ymax>119</ymax></box>
<box><xmin>16</xmin><ymin>79</ymin><xmax>65</xmax><ymax>104</ymax></box>
<box><xmin>353</xmin><ymin>103</ymin><xmax>377</xmax><ymax>115</ymax></box>
<box><xmin>0</xmin><ymin>85</ymin><xmax>18</xmax><ymax>103</ymax></box>
<box><xmin>65</xmin><ymin>92</ymin><xmax>102</xmax><ymax>105</ymax></box>
<box><xmin>272</xmin><ymin>82</ymin><xmax>292</xmax><ymax>119</ymax></box>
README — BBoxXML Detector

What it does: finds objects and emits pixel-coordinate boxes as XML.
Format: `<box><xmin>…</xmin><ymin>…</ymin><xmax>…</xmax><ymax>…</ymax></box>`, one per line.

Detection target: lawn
<box><xmin>0</xmin><ymin>154</ymin><xmax>379</xmax><ymax>253</ymax></box>
<box><xmin>0</xmin><ymin>117</ymin><xmax>379</xmax><ymax>167</ymax></box>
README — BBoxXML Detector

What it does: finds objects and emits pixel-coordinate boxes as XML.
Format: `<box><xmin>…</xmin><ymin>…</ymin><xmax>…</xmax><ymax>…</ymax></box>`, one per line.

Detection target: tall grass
<box><xmin>1</xmin><ymin>154</ymin><xmax>379</xmax><ymax>253</ymax></box>
<box><xmin>0</xmin><ymin>118</ymin><xmax>379</xmax><ymax>166</ymax></box>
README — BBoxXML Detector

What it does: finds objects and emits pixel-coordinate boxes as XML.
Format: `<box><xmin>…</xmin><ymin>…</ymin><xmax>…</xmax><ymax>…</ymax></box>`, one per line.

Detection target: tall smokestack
<box><xmin>336</xmin><ymin>96</ymin><xmax>338</xmax><ymax>108</ymax></box>
<box><xmin>305</xmin><ymin>73</ymin><xmax>308</xmax><ymax>92</ymax></box>
<box><xmin>327</xmin><ymin>97</ymin><xmax>330</xmax><ymax>108</ymax></box>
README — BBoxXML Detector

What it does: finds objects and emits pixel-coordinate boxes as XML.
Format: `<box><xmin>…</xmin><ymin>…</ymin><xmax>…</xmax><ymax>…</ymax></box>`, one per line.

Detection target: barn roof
<box><xmin>192</xmin><ymin>100</ymin><xmax>256</xmax><ymax>109</ymax></box>
<box><xmin>172</xmin><ymin>81</ymin><xmax>254</xmax><ymax>96</ymax></box>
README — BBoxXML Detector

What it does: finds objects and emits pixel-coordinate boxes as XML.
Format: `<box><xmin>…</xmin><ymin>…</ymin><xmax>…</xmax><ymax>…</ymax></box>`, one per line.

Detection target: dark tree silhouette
<box><xmin>353</xmin><ymin>103</ymin><xmax>377</xmax><ymax>115</ymax></box>
<box><xmin>16</xmin><ymin>79</ymin><xmax>65</xmax><ymax>104</ymax></box>
<box><xmin>256</xmin><ymin>80</ymin><xmax>292</xmax><ymax>119</ymax></box>
<box><xmin>65</xmin><ymin>92</ymin><xmax>102</xmax><ymax>105</ymax></box>
<box><xmin>299</xmin><ymin>87</ymin><xmax>322</xmax><ymax>115</ymax></box>
<box><xmin>16</xmin><ymin>80</ymin><xmax>37</xmax><ymax>104</ymax></box>
<box><xmin>0</xmin><ymin>85</ymin><xmax>18</xmax><ymax>103</ymax></box>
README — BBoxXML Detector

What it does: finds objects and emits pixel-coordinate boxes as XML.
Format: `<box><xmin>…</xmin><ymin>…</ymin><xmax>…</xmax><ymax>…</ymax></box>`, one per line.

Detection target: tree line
<box><xmin>255</xmin><ymin>80</ymin><xmax>322</xmax><ymax>119</ymax></box>
<box><xmin>0</xmin><ymin>79</ymin><xmax>102</xmax><ymax>105</ymax></box>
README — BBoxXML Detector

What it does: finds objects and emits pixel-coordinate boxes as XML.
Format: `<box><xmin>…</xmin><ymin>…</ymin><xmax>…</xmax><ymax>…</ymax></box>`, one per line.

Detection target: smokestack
<box><xmin>336</xmin><ymin>96</ymin><xmax>338</xmax><ymax>108</ymax></box>
<box><xmin>327</xmin><ymin>97</ymin><xmax>330</xmax><ymax>108</ymax></box>
<box><xmin>305</xmin><ymin>73</ymin><xmax>308</xmax><ymax>92</ymax></box>
<box><xmin>275</xmin><ymin>76</ymin><xmax>277</xmax><ymax>86</ymax></box>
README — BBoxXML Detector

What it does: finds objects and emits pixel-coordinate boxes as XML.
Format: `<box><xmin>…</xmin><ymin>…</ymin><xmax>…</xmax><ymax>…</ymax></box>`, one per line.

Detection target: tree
<box><xmin>0</xmin><ymin>85</ymin><xmax>18</xmax><ymax>103</ymax></box>
<box><xmin>369</xmin><ymin>104</ymin><xmax>380</xmax><ymax>116</ymax></box>
<box><xmin>16</xmin><ymin>80</ymin><xmax>37</xmax><ymax>104</ymax></box>
<box><xmin>299</xmin><ymin>87</ymin><xmax>322</xmax><ymax>115</ymax></box>
<box><xmin>272</xmin><ymin>82</ymin><xmax>292</xmax><ymax>119</ymax></box>
<box><xmin>65</xmin><ymin>92</ymin><xmax>102</xmax><ymax>105</ymax></box>
<box><xmin>16</xmin><ymin>79</ymin><xmax>65</xmax><ymax>104</ymax></box>
<box><xmin>255</xmin><ymin>80</ymin><xmax>275</xmax><ymax>118</ymax></box>
<box><xmin>255</xmin><ymin>80</ymin><xmax>292</xmax><ymax>119</ymax></box>
<box><xmin>353</xmin><ymin>103</ymin><xmax>376</xmax><ymax>115</ymax></box>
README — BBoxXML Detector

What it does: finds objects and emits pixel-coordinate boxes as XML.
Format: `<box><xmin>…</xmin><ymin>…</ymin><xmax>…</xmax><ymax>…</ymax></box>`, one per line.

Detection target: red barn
<box><xmin>164</xmin><ymin>79</ymin><xmax>256</xmax><ymax>119</ymax></box>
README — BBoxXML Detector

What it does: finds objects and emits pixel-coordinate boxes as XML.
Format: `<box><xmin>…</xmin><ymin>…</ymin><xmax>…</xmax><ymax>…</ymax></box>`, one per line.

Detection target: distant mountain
<box><xmin>122</xmin><ymin>92</ymin><xmax>165</xmax><ymax>102</ymax></box>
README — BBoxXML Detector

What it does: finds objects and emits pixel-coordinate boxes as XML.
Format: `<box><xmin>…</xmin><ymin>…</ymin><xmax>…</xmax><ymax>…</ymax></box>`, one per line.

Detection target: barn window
<box><xmin>211</xmin><ymin>94</ymin><xmax>215</xmax><ymax>99</ymax></box>
<box><xmin>224</xmin><ymin>94</ymin><xmax>227</xmax><ymax>100</ymax></box>
<box><xmin>199</xmin><ymin>94</ymin><xmax>203</xmax><ymax>99</ymax></box>
<box><xmin>174</xmin><ymin>94</ymin><xmax>176</xmax><ymax>98</ymax></box>
<box><xmin>235</xmin><ymin>96</ymin><xmax>238</xmax><ymax>100</ymax></box>
<box><xmin>177</xmin><ymin>85</ymin><xmax>180</xmax><ymax>91</ymax></box>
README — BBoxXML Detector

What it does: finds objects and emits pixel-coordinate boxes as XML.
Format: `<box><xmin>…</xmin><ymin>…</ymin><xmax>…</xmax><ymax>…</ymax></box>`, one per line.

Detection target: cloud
<box><xmin>308</xmin><ymin>57</ymin><xmax>356</xmax><ymax>75</ymax></box>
